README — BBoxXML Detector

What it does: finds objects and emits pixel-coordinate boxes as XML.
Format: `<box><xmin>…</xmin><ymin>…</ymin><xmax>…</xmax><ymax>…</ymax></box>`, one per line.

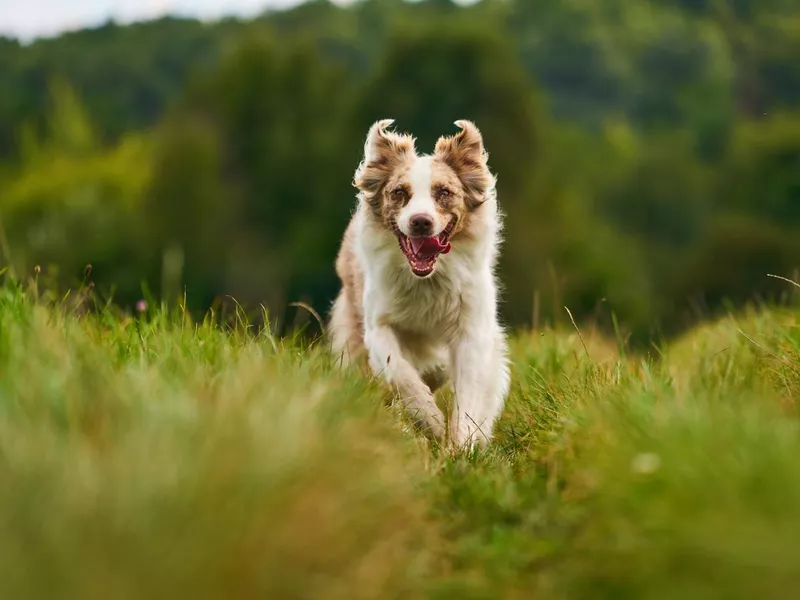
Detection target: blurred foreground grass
<box><xmin>1</xmin><ymin>278</ymin><xmax>800</xmax><ymax>599</ymax></box>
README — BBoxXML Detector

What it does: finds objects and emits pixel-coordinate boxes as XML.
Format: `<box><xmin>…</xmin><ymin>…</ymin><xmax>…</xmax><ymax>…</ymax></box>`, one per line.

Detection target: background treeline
<box><xmin>2</xmin><ymin>0</ymin><xmax>800</xmax><ymax>345</ymax></box>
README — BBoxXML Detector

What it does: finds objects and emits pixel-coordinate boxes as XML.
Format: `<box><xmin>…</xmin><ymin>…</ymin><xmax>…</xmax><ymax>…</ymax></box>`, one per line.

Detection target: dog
<box><xmin>328</xmin><ymin>119</ymin><xmax>510</xmax><ymax>448</ymax></box>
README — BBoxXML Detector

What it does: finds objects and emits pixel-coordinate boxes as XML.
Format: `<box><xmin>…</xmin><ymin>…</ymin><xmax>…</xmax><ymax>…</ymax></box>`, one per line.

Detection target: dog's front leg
<box><xmin>450</xmin><ymin>326</ymin><xmax>510</xmax><ymax>449</ymax></box>
<box><xmin>365</xmin><ymin>325</ymin><xmax>446</xmax><ymax>440</ymax></box>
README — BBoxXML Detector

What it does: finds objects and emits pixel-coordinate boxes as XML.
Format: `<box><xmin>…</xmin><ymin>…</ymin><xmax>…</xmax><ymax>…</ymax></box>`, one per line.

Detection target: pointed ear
<box><xmin>353</xmin><ymin>119</ymin><xmax>415</xmax><ymax>198</ymax></box>
<box><xmin>435</xmin><ymin>120</ymin><xmax>493</xmax><ymax>207</ymax></box>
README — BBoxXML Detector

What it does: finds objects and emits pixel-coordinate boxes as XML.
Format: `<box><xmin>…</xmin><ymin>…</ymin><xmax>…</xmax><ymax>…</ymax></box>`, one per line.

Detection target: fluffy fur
<box><xmin>328</xmin><ymin>119</ymin><xmax>510</xmax><ymax>448</ymax></box>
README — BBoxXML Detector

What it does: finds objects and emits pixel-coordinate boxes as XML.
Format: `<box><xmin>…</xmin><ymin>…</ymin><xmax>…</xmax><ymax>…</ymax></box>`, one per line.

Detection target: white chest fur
<box><xmin>358</xmin><ymin>225</ymin><xmax>485</xmax><ymax>339</ymax></box>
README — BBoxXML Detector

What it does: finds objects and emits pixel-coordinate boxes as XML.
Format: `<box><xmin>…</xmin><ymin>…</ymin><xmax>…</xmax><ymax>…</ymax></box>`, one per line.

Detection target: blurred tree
<box><xmin>2</xmin><ymin>0</ymin><xmax>800</xmax><ymax>341</ymax></box>
<box><xmin>673</xmin><ymin>215</ymin><xmax>800</xmax><ymax>325</ymax></box>
<box><xmin>144</xmin><ymin>120</ymin><xmax>228</xmax><ymax>308</ymax></box>
<box><xmin>146</xmin><ymin>32</ymin><xmax>358</xmax><ymax>326</ymax></box>
<box><xmin>509</xmin><ymin>0</ymin><xmax>627</xmax><ymax>126</ymax></box>
<box><xmin>2</xmin><ymin>81</ymin><xmax>152</xmax><ymax>297</ymax></box>
<box><xmin>0</xmin><ymin>17</ymin><xmax>246</xmax><ymax>161</ymax></box>
<box><xmin>707</xmin><ymin>0</ymin><xmax>800</xmax><ymax>116</ymax></box>
<box><xmin>601</xmin><ymin>131</ymin><xmax>714</xmax><ymax>252</ymax></box>
<box><xmin>357</xmin><ymin>18</ymin><xmax>540</xmax><ymax>213</ymax></box>
<box><xmin>719</xmin><ymin>112</ymin><xmax>800</xmax><ymax>228</ymax></box>
<box><xmin>626</xmin><ymin>8</ymin><xmax>734</xmax><ymax>160</ymax></box>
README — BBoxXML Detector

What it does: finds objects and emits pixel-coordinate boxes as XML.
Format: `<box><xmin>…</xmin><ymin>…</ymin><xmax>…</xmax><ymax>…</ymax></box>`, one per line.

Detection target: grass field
<box><xmin>1</xmin><ymin>277</ymin><xmax>800</xmax><ymax>599</ymax></box>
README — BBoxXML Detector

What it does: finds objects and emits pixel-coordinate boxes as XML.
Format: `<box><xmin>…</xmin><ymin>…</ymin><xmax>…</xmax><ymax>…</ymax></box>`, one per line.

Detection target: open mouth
<box><xmin>395</xmin><ymin>219</ymin><xmax>456</xmax><ymax>277</ymax></box>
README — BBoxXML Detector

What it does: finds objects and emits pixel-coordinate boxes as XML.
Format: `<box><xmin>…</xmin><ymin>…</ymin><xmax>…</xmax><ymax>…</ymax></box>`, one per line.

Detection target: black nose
<box><xmin>409</xmin><ymin>214</ymin><xmax>434</xmax><ymax>236</ymax></box>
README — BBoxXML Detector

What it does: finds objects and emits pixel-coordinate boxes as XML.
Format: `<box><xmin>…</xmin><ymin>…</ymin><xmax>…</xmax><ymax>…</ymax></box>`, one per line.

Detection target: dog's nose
<box><xmin>409</xmin><ymin>214</ymin><xmax>434</xmax><ymax>237</ymax></box>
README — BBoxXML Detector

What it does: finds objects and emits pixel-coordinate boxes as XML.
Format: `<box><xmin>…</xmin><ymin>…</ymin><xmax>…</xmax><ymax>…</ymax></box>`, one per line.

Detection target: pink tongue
<box><xmin>410</xmin><ymin>236</ymin><xmax>450</xmax><ymax>258</ymax></box>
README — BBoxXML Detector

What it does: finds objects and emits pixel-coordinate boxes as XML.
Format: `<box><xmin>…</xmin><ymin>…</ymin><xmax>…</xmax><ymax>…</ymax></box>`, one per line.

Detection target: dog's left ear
<box><xmin>435</xmin><ymin>120</ymin><xmax>494</xmax><ymax>207</ymax></box>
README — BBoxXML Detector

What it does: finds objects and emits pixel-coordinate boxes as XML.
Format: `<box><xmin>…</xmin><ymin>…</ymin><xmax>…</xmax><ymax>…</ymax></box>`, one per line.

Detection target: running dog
<box><xmin>328</xmin><ymin>119</ymin><xmax>510</xmax><ymax>448</ymax></box>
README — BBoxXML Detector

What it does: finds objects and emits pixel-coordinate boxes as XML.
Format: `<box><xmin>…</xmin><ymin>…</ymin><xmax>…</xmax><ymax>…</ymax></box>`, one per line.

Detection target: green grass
<box><xmin>1</xmin><ymin>279</ymin><xmax>800</xmax><ymax>599</ymax></box>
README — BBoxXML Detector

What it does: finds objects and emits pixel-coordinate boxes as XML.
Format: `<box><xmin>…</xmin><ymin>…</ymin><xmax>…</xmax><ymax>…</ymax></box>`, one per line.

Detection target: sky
<box><xmin>0</xmin><ymin>0</ymin><xmax>318</xmax><ymax>41</ymax></box>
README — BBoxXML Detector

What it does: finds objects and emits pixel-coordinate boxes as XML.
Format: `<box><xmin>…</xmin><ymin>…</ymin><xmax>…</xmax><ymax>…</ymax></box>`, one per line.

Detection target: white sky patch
<box><xmin>0</xmin><ymin>0</ymin><xmax>331</xmax><ymax>42</ymax></box>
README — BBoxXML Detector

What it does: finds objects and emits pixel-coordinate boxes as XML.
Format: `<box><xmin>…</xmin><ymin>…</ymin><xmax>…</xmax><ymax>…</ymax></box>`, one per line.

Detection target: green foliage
<box><xmin>144</xmin><ymin>119</ymin><xmax>228</xmax><ymax>306</ymax></box>
<box><xmin>1</xmin><ymin>81</ymin><xmax>152</xmax><ymax>296</ymax></box>
<box><xmin>145</xmin><ymin>32</ymin><xmax>359</xmax><ymax>319</ymax></box>
<box><xmin>0</xmin><ymin>17</ymin><xmax>243</xmax><ymax>159</ymax></box>
<box><xmin>2</xmin><ymin>0</ymin><xmax>800</xmax><ymax>342</ymax></box>
<box><xmin>720</xmin><ymin>112</ymin><xmax>800</xmax><ymax>227</ymax></box>
<box><xmin>674</xmin><ymin>216</ymin><xmax>800</xmax><ymax>316</ymax></box>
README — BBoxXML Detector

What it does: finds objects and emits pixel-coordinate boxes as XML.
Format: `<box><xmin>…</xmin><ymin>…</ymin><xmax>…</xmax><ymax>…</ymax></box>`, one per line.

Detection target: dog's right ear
<box><xmin>434</xmin><ymin>120</ymin><xmax>493</xmax><ymax>208</ymax></box>
<box><xmin>353</xmin><ymin>119</ymin><xmax>415</xmax><ymax>198</ymax></box>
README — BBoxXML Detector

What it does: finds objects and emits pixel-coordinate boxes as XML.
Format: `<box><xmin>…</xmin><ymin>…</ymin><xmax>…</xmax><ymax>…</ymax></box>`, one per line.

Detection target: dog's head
<box><xmin>353</xmin><ymin>119</ymin><xmax>495</xmax><ymax>278</ymax></box>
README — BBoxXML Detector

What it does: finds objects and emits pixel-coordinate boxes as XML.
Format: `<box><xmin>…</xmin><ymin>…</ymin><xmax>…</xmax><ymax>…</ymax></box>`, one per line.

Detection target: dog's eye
<box><xmin>436</xmin><ymin>188</ymin><xmax>451</xmax><ymax>201</ymax></box>
<box><xmin>391</xmin><ymin>187</ymin><xmax>407</xmax><ymax>199</ymax></box>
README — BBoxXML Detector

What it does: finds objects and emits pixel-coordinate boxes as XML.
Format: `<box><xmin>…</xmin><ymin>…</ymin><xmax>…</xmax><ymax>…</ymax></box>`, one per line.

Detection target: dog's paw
<box><xmin>449</xmin><ymin>418</ymin><xmax>491</xmax><ymax>450</ymax></box>
<box><xmin>413</xmin><ymin>415</ymin><xmax>445</xmax><ymax>442</ymax></box>
<box><xmin>396</xmin><ymin>384</ymin><xmax>446</xmax><ymax>441</ymax></box>
<box><xmin>402</xmin><ymin>401</ymin><xmax>445</xmax><ymax>441</ymax></box>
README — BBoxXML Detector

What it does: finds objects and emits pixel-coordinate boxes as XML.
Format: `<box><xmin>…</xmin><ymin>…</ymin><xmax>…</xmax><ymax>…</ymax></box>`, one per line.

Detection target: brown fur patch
<box><xmin>353</xmin><ymin>120</ymin><xmax>416</xmax><ymax>223</ymax></box>
<box><xmin>428</xmin><ymin>159</ymin><xmax>469</xmax><ymax>231</ymax></box>
<box><xmin>434</xmin><ymin>120</ymin><xmax>493</xmax><ymax>209</ymax></box>
<box><xmin>330</xmin><ymin>218</ymin><xmax>365</xmax><ymax>364</ymax></box>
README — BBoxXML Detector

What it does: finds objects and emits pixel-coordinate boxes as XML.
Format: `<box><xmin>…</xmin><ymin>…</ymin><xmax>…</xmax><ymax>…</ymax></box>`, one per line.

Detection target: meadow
<box><xmin>3</xmin><ymin>1</ymin><xmax>800</xmax><ymax>596</ymax></box>
<box><xmin>1</xmin><ymin>273</ymin><xmax>799</xmax><ymax>599</ymax></box>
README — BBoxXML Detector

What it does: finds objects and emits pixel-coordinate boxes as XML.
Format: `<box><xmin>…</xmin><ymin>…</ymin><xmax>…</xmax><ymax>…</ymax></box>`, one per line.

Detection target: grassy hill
<box><xmin>1</xmin><ymin>276</ymin><xmax>799</xmax><ymax>598</ymax></box>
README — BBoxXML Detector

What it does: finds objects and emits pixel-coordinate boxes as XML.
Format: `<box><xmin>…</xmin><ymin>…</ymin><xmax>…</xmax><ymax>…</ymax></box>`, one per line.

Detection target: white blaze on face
<box><xmin>396</xmin><ymin>156</ymin><xmax>447</xmax><ymax>237</ymax></box>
